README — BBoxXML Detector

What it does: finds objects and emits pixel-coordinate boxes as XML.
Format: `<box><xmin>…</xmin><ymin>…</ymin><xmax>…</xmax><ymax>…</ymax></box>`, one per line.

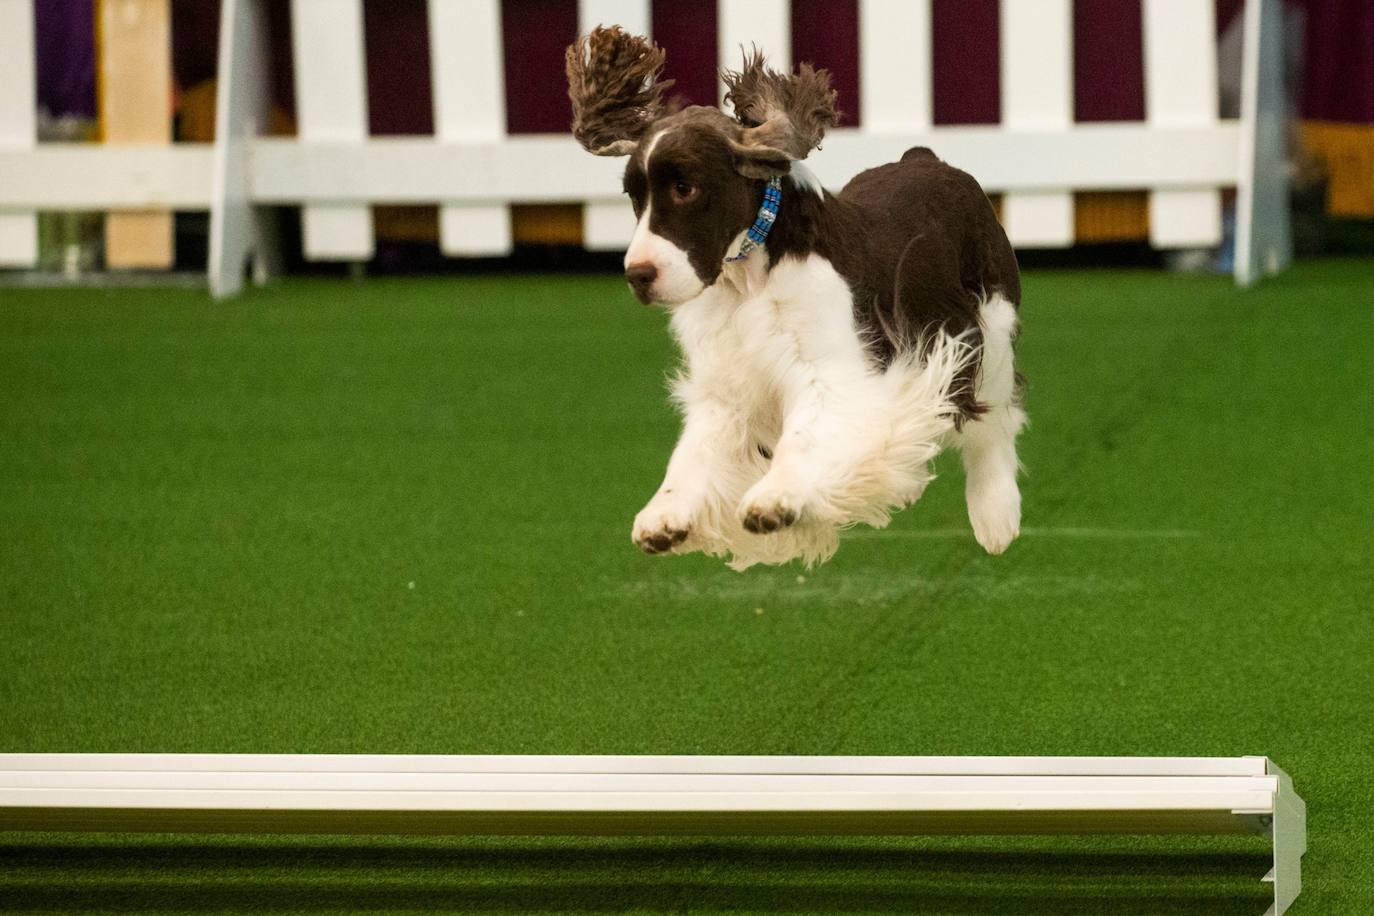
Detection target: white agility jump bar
<box><xmin>0</xmin><ymin>754</ymin><xmax>1305</xmax><ymax>914</ymax></box>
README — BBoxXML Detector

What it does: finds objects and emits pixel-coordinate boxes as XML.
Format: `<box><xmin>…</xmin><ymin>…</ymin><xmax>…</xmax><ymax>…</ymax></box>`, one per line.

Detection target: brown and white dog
<box><xmin>567</xmin><ymin>27</ymin><xmax>1025</xmax><ymax>569</ymax></box>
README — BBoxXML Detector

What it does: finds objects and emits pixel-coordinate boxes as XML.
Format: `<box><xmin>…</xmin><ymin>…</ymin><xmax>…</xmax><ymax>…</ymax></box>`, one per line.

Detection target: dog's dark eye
<box><xmin>671</xmin><ymin>181</ymin><xmax>699</xmax><ymax>204</ymax></box>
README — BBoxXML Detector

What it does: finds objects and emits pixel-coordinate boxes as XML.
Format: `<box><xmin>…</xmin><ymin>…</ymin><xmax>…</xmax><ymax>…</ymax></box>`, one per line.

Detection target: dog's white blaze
<box><xmin>622</xmin><ymin>127</ymin><xmax>705</xmax><ymax>304</ymax></box>
<box><xmin>640</xmin><ymin>126</ymin><xmax>670</xmax><ymax>167</ymax></box>
<box><xmin>623</xmin><ymin>203</ymin><xmax>704</xmax><ymax>304</ymax></box>
<box><xmin>634</xmin><ymin>253</ymin><xmax>981</xmax><ymax>569</ymax></box>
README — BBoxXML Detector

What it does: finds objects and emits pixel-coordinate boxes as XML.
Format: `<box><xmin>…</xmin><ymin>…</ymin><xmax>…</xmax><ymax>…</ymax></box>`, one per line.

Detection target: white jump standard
<box><xmin>0</xmin><ymin>754</ymin><xmax>1305</xmax><ymax>914</ymax></box>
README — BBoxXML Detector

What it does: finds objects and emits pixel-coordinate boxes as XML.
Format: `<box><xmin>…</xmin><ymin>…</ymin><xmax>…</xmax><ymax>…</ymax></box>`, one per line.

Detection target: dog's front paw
<box><xmin>632</xmin><ymin>497</ymin><xmax>695</xmax><ymax>555</ymax></box>
<box><xmin>742</xmin><ymin>504</ymin><xmax>796</xmax><ymax>534</ymax></box>
<box><xmin>739</xmin><ymin>480</ymin><xmax>802</xmax><ymax>535</ymax></box>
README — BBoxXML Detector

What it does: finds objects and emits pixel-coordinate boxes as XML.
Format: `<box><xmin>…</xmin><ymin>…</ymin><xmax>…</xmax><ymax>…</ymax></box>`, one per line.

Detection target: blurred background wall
<box><xmin>27</xmin><ymin>0</ymin><xmax>1374</xmax><ymax>265</ymax></box>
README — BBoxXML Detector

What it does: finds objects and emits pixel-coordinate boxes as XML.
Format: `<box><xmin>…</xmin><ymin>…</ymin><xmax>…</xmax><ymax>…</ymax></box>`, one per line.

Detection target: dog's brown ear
<box><xmin>566</xmin><ymin>26</ymin><xmax>672</xmax><ymax>156</ymax></box>
<box><xmin>723</xmin><ymin>49</ymin><xmax>838</xmax><ymax>178</ymax></box>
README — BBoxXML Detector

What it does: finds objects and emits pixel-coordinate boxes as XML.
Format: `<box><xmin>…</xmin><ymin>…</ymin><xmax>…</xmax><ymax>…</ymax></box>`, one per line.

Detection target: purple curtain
<box><xmin>35</xmin><ymin>0</ymin><xmax>96</xmax><ymax>119</ymax></box>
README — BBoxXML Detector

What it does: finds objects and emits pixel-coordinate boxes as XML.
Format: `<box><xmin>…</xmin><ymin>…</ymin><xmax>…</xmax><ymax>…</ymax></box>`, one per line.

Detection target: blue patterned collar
<box><xmin>724</xmin><ymin>176</ymin><xmax>782</xmax><ymax>263</ymax></box>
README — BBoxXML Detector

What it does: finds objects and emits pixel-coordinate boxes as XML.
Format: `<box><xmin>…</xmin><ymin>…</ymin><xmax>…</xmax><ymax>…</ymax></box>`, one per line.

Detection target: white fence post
<box><xmin>429</xmin><ymin>0</ymin><xmax>512</xmax><ymax>256</ymax></box>
<box><xmin>718</xmin><ymin>0</ymin><xmax>790</xmax><ymax>104</ymax></box>
<box><xmin>0</xmin><ymin>0</ymin><xmax>37</xmax><ymax>267</ymax></box>
<box><xmin>1235</xmin><ymin>0</ymin><xmax>1292</xmax><ymax>286</ymax></box>
<box><xmin>578</xmin><ymin>0</ymin><xmax>650</xmax><ymax>251</ymax></box>
<box><xmin>999</xmin><ymin>0</ymin><xmax>1074</xmax><ymax>246</ymax></box>
<box><xmin>1144</xmin><ymin>0</ymin><xmax>1223</xmax><ymax>248</ymax></box>
<box><xmin>290</xmin><ymin>0</ymin><xmax>373</xmax><ymax>261</ymax></box>
<box><xmin>859</xmin><ymin>0</ymin><xmax>932</xmax><ymax>134</ymax></box>
<box><xmin>210</xmin><ymin>0</ymin><xmax>274</xmax><ymax>297</ymax></box>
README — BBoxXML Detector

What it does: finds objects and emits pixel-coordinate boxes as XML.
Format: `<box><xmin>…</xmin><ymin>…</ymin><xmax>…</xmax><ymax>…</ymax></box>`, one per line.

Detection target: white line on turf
<box><xmin>847</xmin><ymin>527</ymin><xmax>1202</xmax><ymax>540</ymax></box>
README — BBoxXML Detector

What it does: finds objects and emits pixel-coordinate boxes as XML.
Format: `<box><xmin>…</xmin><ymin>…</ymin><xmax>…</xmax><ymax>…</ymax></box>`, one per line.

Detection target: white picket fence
<box><xmin>0</xmin><ymin>0</ymin><xmax>1291</xmax><ymax>296</ymax></box>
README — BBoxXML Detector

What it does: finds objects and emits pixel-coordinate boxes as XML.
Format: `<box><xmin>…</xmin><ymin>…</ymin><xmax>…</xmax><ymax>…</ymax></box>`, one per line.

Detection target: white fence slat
<box><xmin>578</xmin><ymin>0</ymin><xmax>649</xmax><ymax>37</ymax></box>
<box><xmin>999</xmin><ymin>0</ymin><xmax>1074</xmax><ymax>246</ymax></box>
<box><xmin>0</xmin><ymin>147</ymin><xmax>214</xmax><ymax>208</ymax></box>
<box><xmin>437</xmin><ymin>204</ymin><xmax>510</xmax><ymax>257</ymax></box>
<box><xmin>1151</xmin><ymin>188</ymin><xmax>1222</xmax><ymax>248</ymax></box>
<box><xmin>239</xmin><ymin>126</ymin><xmax>1241</xmax><ymax>203</ymax></box>
<box><xmin>578</xmin><ymin>0</ymin><xmax>651</xmax><ymax>251</ymax></box>
<box><xmin>0</xmin><ymin>0</ymin><xmax>38</xmax><ymax>266</ymax></box>
<box><xmin>0</xmin><ymin>126</ymin><xmax>1241</xmax><ymax>210</ymax></box>
<box><xmin>1002</xmin><ymin>192</ymin><xmax>1074</xmax><ymax>247</ymax></box>
<box><xmin>1234</xmin><ymin>0</ymin><xmax>1292</xmax><ymax>285</ymax></box>
<box><xmin>302</xmin><ymin>205</ymin><xmax>374</xmax><ymax>262</ymax></box>
<box><xmin>429</xmin><ymin>0</ymin><xmax>511</xmax><ymax>256</ymax></box>
<box><xmin>290</xmin><ymin>0</ymin><xmax>373</xmax><ymax>261</ymax></box>
<box><xmin>718</xmin><ymin>0</ymin><xmax>789</xmax><ymax>105</ymax></box>
<box><xmin>583</xmin><ymin>202</ymin><xmax>637</xmax><ymax>252</ymax></box>
<box><xmin>0</xmin><ymin>214</ymin><xmax>36</xmax><ymax>268</ymax></box>
<box><xmin>1144</xmin><ymin>0</ymin><xmax>1222</xmax><ymax>247</ymax></box>
<box><xmin>859</xmin><ymin>0</ymin><xmax>932</xmax><ymax>132</ymax></box>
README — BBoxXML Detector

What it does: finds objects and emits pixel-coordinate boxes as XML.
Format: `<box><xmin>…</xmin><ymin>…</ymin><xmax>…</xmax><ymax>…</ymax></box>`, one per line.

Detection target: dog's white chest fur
<box><xmin>674</xmin><ymin>254</ymin><xmax>867</xmax><ymax>436</ymax></box>
<box><xmin>638</xmin><ymin>253</ymin><xmax>983</xmax><ymax>569</ymax></box>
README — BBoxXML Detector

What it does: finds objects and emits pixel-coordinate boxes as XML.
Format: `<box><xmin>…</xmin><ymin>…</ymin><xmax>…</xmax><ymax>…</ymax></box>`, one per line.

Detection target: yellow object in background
<box><xmin>1075</xmin><ymin>192</ymin><xmax>1151</xmax><ymax>243</ymax></box>
<box><xmin>1301</xmin><ymin>121</ymin><xmax>1374</xmax><ymax>219</ymax></box>
<box><xmin>98</xmin><ymin>0</ymin><xmax>174</xmax><ymax>269</ymax></box>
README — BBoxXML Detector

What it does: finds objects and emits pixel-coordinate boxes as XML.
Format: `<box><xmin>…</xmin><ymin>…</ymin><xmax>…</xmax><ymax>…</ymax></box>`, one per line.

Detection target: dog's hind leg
<box><xmin>957</xmin><ymin>294</ymin><xmax>1025</xmax><ymax>555</ymax></box>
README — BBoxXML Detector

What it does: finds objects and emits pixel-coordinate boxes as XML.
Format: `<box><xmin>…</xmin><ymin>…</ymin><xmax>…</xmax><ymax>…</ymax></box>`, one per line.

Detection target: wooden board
<box><xmin>99</xmin><ymin>0</ymin><xmax>174</xmax><ymax>269</ymax></box>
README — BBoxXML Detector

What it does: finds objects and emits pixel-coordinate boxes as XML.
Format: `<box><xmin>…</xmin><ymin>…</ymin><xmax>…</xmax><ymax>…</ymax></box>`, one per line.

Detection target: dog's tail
<box><xmin>802</xmin><ymin>328</ymin><xmax>976</xmax><ymax>529</ymax></box>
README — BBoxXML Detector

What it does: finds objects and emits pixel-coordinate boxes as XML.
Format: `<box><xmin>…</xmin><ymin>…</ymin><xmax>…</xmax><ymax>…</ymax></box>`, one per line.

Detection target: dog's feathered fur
<box><xmin>565</xmin><ymin>27</ymin><xmax>673</xmax><ymax>156</ymax></box>
<box><xmin>723</xmin><ymin>51</ymin><xmax>839</xmax><ymax>177</ymax></box>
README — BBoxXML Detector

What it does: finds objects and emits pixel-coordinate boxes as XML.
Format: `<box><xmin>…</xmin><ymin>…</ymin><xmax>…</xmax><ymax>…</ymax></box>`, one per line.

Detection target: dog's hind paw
<box><xmin>967</xmin><ymin>475</ymin><xmax>1021</xmax><ymax>555</ymax></box>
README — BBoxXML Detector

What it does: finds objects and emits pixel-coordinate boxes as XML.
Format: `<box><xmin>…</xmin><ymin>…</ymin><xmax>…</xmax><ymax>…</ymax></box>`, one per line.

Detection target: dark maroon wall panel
<box><xmin>171</xmin><ymin>0</ymin><xmax>220</xmax><ymax>92</ymax></box>
<box><xmin>363</xmin><ymin>0</ymin><xmax>433</xmax><ymax>135</ymax></box>
<box><xmin>652</xmin><ymin>2</ymin><xmax>720</xmax><ymax>108</ymax></box>
<box><xmin>1073</xmin><ymin>0</ymin><xmax>1144</xmax><ymax>121</ymax></box>
<box><xmin>1298</xmin><ymin>0</ymin><xmax>1374</xmax><ymax>123</ymax></box>
<box><xmin>503</xmin><ymin>0</ymin><xmax>579</xmax><ymax>133</ymax></box>
<box><xmin>792</xmin><ymin>0</ymin><xmax>861</xmax><ymax>127</ymax></box>
<box><xmin>1216</xmin><ymin>0</ymin><xmax>1244</xmax><ymax>35</ymax></box>
<box><xmin>266</xmin><ymin>3</ymin><xmax>296</xmax><ymax>129</ymax></box>
<box><xmin>931</xmin><ymin>0</ymin><xmax>1000</xmax><ymax>124</ymax></box>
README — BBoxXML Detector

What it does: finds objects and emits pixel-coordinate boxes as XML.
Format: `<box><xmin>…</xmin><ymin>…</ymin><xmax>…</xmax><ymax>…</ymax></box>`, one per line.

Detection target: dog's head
<box><xmin>566</xmin><ymin>27</ymin><xmax>837</xmax><ymax>305</ymax></box>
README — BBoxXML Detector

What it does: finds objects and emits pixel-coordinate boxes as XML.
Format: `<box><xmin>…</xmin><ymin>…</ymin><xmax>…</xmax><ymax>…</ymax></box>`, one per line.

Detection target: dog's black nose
<box><xmin>625</xmin><ymin>263</ymin><xmax>658</xmax><ymax>302</ymax></box>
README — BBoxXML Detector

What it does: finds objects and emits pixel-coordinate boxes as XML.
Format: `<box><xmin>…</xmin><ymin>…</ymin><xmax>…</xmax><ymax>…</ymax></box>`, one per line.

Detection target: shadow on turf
<box><xmin>0</xmin><ymin>842</ymin><xmax>1273</xmax><ymax>913</ymax></box>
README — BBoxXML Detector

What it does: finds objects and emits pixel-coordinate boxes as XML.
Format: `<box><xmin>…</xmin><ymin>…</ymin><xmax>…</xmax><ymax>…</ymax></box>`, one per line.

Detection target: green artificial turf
<box><xmin>1</xmin><ymin>260</ymin><xmax>1371</xmax><ymax>914</ymax></box>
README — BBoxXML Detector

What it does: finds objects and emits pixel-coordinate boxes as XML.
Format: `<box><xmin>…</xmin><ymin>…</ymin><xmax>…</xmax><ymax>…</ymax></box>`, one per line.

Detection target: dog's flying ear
<box><xmin>723</xmin><ymin>49</ymin><xmax>838</xmax><ymax>178</ymax></box>
<box><xmin>566</xmin><ymin>26</ymin><xmax>672</xmax><ymax>156</ymax></box>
